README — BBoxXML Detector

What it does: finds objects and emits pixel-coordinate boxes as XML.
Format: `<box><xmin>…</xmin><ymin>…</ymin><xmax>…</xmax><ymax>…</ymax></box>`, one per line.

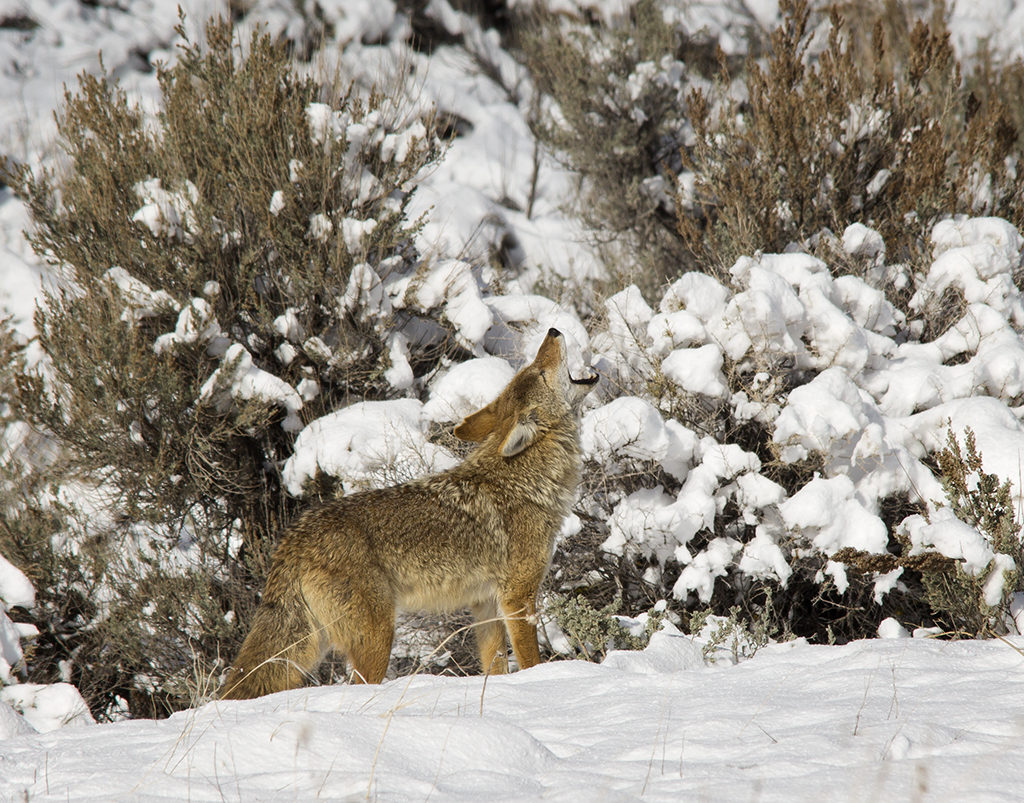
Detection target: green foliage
<box><xmin>548</xmin><ymin>594</ymin><xmax>665</xmax><ymax>660</ymax></box>
<box><xmin>924</xmin><ymin>428</ymin><xmax>1023</xmax><ymax>636</ymax></box>
<box><xmin>688</xmin><ymin>600</ymin><xmax>778</xmax><ymax>664</ymax></box>
<box><xmin>7</xmin><ymin>15</ymin><xmax>445</xmax><ymax>718</ymax></box>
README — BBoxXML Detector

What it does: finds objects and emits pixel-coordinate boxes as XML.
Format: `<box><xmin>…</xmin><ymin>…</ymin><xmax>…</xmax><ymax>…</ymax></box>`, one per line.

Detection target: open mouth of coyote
<box><xmin>570</xmin><ymin>370</ymin><xmax>599</xmax><ymax>387</ymax></box>
<box><xmin>547</xmin><ymin>327</ymin><xmax>599</xmax><ymax>387</ymax></box>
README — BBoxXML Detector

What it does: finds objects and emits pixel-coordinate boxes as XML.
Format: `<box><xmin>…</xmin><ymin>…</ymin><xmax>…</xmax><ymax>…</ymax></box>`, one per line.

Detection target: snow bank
<box><xmin>3</xmin><ymin>637</ymin><xmax>1024</xmax><ymax>799</ymax></box>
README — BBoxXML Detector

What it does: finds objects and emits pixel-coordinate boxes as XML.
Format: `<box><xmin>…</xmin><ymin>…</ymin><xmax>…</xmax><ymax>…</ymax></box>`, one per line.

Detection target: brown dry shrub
<box><xmin>521</xmin><ymin>0</ymin><xmax>714</xmax><ymax>293</ymax></box>
<box><xmin>680</xmin><ymin>0</ymin><xmax>1024</xmax><ymax>293</ymax></box>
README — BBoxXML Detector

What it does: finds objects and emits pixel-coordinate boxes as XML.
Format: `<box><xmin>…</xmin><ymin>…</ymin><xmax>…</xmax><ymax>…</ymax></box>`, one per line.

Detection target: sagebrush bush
<box><xmin>547</xmin><ymin>593</ymin><xmax>665</xmax><ymax>661</ymax></box>
<box><xmin>525</xmin><ymin>0</ymin><xmax>1024</xmax><ymax>300</ymax></box>
<box><xmin>522</xmin><ymin>0</ymin><xmax>701</xmax><ymax>292</ymax></box>
<box><xmin>680</xmin><ymin>0</ymin><xmax>1024</xmax><ymax>290</ymax></box>
<box><xmin>687</xmin><ymin>600</ymin><xmax>779</xmax><ymax>663</ymax></box>
<box><xmin>7</xmin><ymin>15</ymin><xmax>452</xmax><ymax>718</ymax></box>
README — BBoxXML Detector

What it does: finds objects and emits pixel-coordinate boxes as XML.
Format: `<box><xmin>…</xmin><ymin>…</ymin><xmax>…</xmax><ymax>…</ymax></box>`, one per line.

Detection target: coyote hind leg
<box><xmin>345</xmin><ymin>615</ymin><xmax>394</xmax><ymax>684</ymax></box>
<box><xmin>305</xmin><ymin>575</ymin><xmax>395</xmax><ymax>684</ymax></box>
<box><xmin>472</xmin><ymin>599</ymin><xmax>509</xmax><ymax>675</ymax></box>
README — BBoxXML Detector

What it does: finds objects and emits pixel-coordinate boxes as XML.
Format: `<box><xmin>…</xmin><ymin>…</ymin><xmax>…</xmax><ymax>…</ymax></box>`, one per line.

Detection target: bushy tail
<box><xmin>220</xmin><ymin>565</ymin><xmax>320</xmax><ymax>700</ymax></box>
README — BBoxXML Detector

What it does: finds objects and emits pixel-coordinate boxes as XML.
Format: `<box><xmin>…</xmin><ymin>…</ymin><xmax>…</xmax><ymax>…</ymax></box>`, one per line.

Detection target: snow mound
<box><xmin>104</xmin><ymin>266</ymin><xmax>180</xmax><ymax>324</ymax></box>
<box><xmin>581</xmin><ymin>396</ymin><xmax>697</xmax><ymax>480</ymax></box>
<box><xmin>601</xmin><ymin>621</ymin><xmax>705</xmax><ymax>674</ymax></box>
<box><xmin>423</xmin><ymin>357</ymin><xmax>515</xmax><ymax>423</ymax></box>
<box><xmin>0</xmin><ymin>699</ymin><xmax>36</xmax><ymax>739</ymax></box>
<box><xmin>0</xmin><ymin>683</ymin><xmax>94</xmax><ymax>733</ymax></box>
<box><xmin>0</xmin><ymin>555</ymin><xmax>34</xmax><ymax>610</ymax></box>
<box><xmin>393</xmin><ymin>259</ymin><xmax>493</xmax><ymax>349</ymax></box>
<box><xmin>0</xmin><ymin>556</ymin><xmax>36</xmax><ymax>685</ymax></box>
<box><xmin>583</xmin><ymin>215</ymin><xmax>1024</xmax><ymax>605</ymax></box>
<box><xmin>282</xmin><ymin>399</ymin><xmax>458</xmax><ymax>495</ymax></box>
<box><xmin>913</xmin><ymin>216</ymin><xmax>1024</xmax><ymax>325</ymax></box>
<box><xmin>778</xmin><ymin>475</ymin><xmax>887</xmax><ymax>555</ymax></box>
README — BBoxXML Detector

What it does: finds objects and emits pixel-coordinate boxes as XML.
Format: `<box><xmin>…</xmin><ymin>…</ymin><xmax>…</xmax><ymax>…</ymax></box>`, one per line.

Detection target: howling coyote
<box><xmin>222</xmin><ymin>328</ymin><xmax>597</xmax><ymax>698</ymax></box>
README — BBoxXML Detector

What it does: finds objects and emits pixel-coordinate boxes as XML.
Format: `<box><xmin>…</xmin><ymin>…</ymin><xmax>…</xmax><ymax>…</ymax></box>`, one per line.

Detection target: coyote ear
<box><xmin>500</xmin><ymin>417</ymin><xmax>539</xmax><ymax>457</ymax></box>
<box><xmin>454</xmin><ymin>405</ymin><xmax>498</xmax><ymax>442</ymax></box>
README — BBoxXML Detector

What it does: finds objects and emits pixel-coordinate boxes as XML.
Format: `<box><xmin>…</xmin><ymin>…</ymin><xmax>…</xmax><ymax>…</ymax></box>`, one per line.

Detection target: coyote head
<box><xmin>454</xmin><ymin>328</ymin><xmax>598</xmax><ymax>457</ymax></box>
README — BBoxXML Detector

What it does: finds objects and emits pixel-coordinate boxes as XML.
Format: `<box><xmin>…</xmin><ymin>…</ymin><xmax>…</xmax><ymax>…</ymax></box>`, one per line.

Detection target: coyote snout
<box><xmin>221</xmin><ymin>328</ymin><xmax>597</xmax><ymax>699</ymax></box>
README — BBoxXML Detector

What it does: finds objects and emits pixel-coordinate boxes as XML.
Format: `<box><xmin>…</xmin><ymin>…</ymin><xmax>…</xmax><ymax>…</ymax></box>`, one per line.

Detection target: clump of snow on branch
<box><xmin>0</xmin><ymin>556</ymin><xmax>36</xmax><ymax>686</ymax></box>
<box><xmin>200</xmin><ymin>343</ymin><xmax>305</xmax><ymax>432</ymax></box>
<box><xmin>282</xmin><ymin>399</ymin><xmax>458</xmax><ymax>495</ymax></box>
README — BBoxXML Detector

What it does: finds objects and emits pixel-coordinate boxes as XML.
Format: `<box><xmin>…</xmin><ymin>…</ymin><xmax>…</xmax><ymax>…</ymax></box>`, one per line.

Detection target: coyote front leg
<box><xmin>500</xmin><ymin>584</ymin><xmax>542</xmax><ymax>670</ymax></box>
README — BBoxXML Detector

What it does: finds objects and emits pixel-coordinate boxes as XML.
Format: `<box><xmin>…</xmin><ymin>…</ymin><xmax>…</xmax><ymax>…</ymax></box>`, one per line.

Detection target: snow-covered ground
<box><xmin>2</xmin><ymin>630</ymin><xmax>1024</xmax><ymax>801</ymax></box>
<box><xmin>5</xmin><ymin>0</ymin><xmax>1024</xmax><ymax>798</ymax></box>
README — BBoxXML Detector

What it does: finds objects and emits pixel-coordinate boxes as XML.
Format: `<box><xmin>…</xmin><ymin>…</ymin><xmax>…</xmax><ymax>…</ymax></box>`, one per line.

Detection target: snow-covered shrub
<box><xmin>8</xmin><ymin>15</ymin><xmax>452</xmax><ymax>718</ymax></box>
<box><xmin>561</xmin><ymin>215</ymin><xmax>1024</xmax><ymax>645</ymax></box>
<box><xmin>829</xmin><ymin>427</ymin><xmax>1024</xmax><ymax>637</ymax></box>
<box><xmin>511</xmin><ymin>0</ymin><xmax>1024</xmax><ymax>644</ymax></box>
<box><xmin>0</xmin><ymin>319</ymin><xmax>43</xmax><ymax>689</ymax></box>
<box><xmin>679</xmin><ymin>0</ymin><xmax>1024</xmax><ymax>286</ymax></box>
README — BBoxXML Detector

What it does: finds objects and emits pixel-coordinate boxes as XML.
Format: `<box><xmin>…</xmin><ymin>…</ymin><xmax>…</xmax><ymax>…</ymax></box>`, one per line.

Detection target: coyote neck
<box><xmin>462</xmin><ymin>424</ymin><xmax>582</xmax><ymax>518</ymax></box>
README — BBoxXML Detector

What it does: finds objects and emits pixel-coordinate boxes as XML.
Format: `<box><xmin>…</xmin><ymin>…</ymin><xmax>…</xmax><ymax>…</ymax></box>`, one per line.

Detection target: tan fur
<box><xmin>221</xmin><ymin>329</ymin><xmax>597</xmax><ymax>699</ymax></box>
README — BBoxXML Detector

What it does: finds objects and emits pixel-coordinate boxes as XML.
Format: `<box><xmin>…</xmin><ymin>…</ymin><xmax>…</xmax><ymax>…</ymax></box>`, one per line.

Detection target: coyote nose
<box><xmin>548</xmin><ymin>328</ymin><xmax>561</xmax><ymax>338</ymax></box>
